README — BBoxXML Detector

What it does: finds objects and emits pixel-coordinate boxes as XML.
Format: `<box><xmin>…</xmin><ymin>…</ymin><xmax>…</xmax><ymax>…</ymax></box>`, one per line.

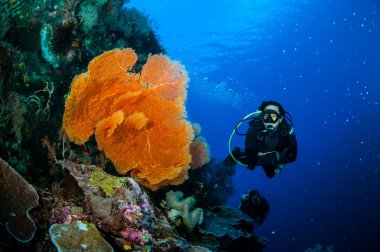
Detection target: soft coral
<box><xmin>63</xmin><ymin>48</ymin><xmax>194</xmax><ymax>190</ymax></box>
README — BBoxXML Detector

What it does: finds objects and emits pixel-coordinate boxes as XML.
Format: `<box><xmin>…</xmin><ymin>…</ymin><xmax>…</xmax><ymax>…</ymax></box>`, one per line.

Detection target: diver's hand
<box><xmin>257</xmin><ymin>151</ymin><xmax>279</xmax><ymax>166</ymax></box>
<box><xmin>223</xmin><ymin>147</ymin><xmax>242</xmax><ymax>166</ymax></box>
<box><xmin>232</xmin><ymin>147</ymin><xmax>242</xmax><ymax>157</ymax></box>
<box><xmin>275</xmin><ymin>164</ymin><xmax>285</xmax><ymax>174</ymax></box>
<box><xmin>258</xmin><ymin>151</ymin><xmax>279</xmax><ymax>158</ymax></box>
<box><xmin>247</xmin><ymin>165</ymin><xmax>255</xmax><ymax>171</ymax></box>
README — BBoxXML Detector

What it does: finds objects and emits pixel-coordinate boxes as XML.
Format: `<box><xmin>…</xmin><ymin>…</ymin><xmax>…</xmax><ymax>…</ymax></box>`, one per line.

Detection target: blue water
<box><xmin>129</xmin><ymin>1</ymin><xmax>380</xmax><ymax>251</ymax></box>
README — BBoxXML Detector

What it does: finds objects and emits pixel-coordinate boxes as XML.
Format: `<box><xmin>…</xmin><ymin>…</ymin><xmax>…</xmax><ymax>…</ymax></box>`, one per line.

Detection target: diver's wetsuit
<box><xmin>235</xmin><ymin>117</ymin><xmax>297</xmax><ymax>178</ymax></box>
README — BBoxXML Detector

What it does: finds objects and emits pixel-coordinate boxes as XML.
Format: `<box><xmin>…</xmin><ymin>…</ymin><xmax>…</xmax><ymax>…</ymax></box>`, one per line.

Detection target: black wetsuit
<box><xmin>237</xmin><ymin>117</ymin><xmax>297</xmax><ymax>178</ymax></box>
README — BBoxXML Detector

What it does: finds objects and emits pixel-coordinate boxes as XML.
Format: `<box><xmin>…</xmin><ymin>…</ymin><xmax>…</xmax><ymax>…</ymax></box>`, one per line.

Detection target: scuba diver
<box><xmin>240</xmin><ymin>190</ymin><xmax>270</xmax><ymax>226</ymax></box>
<box><xmin>225</xmin><ymin>100</ymin><xmax>297</xmax><ymax>178</ymax></box>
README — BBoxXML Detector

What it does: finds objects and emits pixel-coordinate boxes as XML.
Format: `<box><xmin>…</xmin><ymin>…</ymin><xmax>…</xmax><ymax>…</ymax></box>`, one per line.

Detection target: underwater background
<box><xmin>130</xmin><ymin>0</ymin><xmax>380</xmax><ymax>251</ymax></box>
<box><xmin>0</xmin><ymin>0</ymin><xmax>379</xmax><ymax>251</ymax></box>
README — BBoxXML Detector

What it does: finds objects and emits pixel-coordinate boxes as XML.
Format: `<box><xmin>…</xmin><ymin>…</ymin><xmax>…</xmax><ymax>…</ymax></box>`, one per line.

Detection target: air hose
<box><xmin>228</xmin><ymin>111</ymin><xmax>262</xmax><ymax>166</ymax></box>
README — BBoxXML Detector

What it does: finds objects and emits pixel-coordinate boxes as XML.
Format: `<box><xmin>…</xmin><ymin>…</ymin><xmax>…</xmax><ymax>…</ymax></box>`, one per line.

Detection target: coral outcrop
<box><xmin>63</xmin><ymin>48</ymin><xmax>195</xmax><ymax>190</ymax></box>
<box><xmin>305</xmin><ymin>244</ymin><xmax>334</xmax><ymax>252</ymax></box>
<box><xmin>0</xmin><ymin>157</ymin><xmax>39</xmax><ymax>242</ymax></box>
<box><xmin>175</xmin><ymin>158</ymin><xmax>236</xmax><ymax>208</ymax></box>
<box><xmin>49</xmin><ymin>220</ymin><xmax>114</xmax><ymax>252</ymax></box>
<box><xmin>60</xmin><ymin>160</ymin><xmax>190</xmax><ymax>251</ymax></box>
<box><xmin>200</xmin><ymin>205</ymin><xmax>253</xmax><ymax>239</ymax></box>
<box><xmin>0</xmin><ymin>0</ymin><xmax>164</xmax><ymax>177</ymax></box>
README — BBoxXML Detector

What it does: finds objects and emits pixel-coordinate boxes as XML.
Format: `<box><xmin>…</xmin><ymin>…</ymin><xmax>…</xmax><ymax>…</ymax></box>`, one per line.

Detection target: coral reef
<box><xmin>0</xmin><ymin>0</ymin><xmax>22</xmax><ymax>38</ymax></box>
<box><xmin>180</xmin><ymin>204</ymin><xmax>266</xmax><ymax>251</ymax></box>
<box><xmin>305</xmin><ymin>244</ymin><xmax>334</xmax><ymax>252</ymax></box>
<box><xmin>78</xmin><ymin>0</ymin><xmax>108</xmax><ymax>33</ymax></box>
<box><xmin>63</xmin><ymin>48</ymin><xmax>196</xmax><ymax>190</ymax></box>
<box><xmin>60</xmin><ymin>160</ymin><xmax>191</xmax><ymax>251</ymax></box>
<box><xmin>0</xmin><ymin>0</ymin><xmax>164</xmax><ymax>178</ymax></box>
<box><xmin>0</xmin><ymin>157</ymin><xmax>39</xmax><ymax>242</ymax></box>
<box><xmin>173</xmin><ymin>158</ymin><xmax>236</xmax><ymax>208</ymax></box>
<box><xmin>0</xmin><ymin>0</ymin><xmax>268</xmax><ymax>251</ymax></box>
<box><xmin>49</xmin><ymin>220</ymin><xmax>113</xmax><ymax>252</ymax></box>
<box><xmin>164</xmin><ymin>191</ymin><xmax>204</xmax><ymax>230</ymax></box>
<box><xmin>40</xmin><ymin>24</ymin><xmax>60</xmax><ymax>68</ymax></box>
<box><xmin>159</xmin><ymin>160</ymin><xmax>268</xmax><ymax>251</ymax></box>
<box><xmin>7</xmin><ymin>92</ymin><xmax>27</xmax><ymax>144</ymax></box>
<box><xmin>200</xmin><ymin>205</ymin><xmax>253</xmax><ymax>239</ymax></box>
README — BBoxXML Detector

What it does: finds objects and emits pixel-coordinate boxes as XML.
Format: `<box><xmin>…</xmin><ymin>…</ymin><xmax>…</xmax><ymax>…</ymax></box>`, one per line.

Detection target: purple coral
<box><xmin>120</xmin><ymin>228</ymin><xmax>143</xmax><ymax>243</ymax></box>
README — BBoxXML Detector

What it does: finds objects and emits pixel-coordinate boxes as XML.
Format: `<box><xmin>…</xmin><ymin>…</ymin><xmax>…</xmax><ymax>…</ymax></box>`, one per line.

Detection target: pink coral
<box><xmin>121</xmin><ymin>228</ymin><xmax>143</xmax><ymax>243</ymax></box>
<box><xmin>190</xmin><ymin>136</ymin><xmax>211</xmax><ymax>169</ymax></box>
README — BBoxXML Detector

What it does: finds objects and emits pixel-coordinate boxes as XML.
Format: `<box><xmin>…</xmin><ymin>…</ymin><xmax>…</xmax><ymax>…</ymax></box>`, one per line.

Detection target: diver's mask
<box><xmin>262</xmin><ymin>109</ymin><xmax>281</xmax><ymax>124</ymax></box>
<box><xmin>262</xmin><ymin>109</ymin><xmax>282</xmax><ymax>136</ymax></box>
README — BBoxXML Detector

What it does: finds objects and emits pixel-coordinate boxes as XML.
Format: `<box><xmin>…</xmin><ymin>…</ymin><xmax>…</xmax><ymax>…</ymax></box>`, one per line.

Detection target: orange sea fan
<box><xmin>139</xmin><ymin>55</ymin><xmax>188</xmax><ymax>100</ymax></box>
<box><xmin>88</xmin><ymin>48</ymin><xmax>138</xmax><ymax>81</ymax></box>
<box><xmin>63</xmin><ymin>48</ymin><xmax>140</xmax><ymax>144</ymax></box>
<box><xmin>95</xmin><ymin>110</ymin><xmax>125</xmax><ymax>138</ymax></box>
<box><xmin>124</xmin><ymin>112</ymin><xmax>148</xmax><ymax>130</ymax></box>
<box><xmin>63</xmin><ymin>48</ymin><xmax>195</xmax><ymax>190</ymax></box>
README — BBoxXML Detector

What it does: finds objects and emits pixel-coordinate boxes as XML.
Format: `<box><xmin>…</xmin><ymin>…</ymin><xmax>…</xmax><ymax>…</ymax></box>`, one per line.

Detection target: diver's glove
<box><xmin>275</xmin><ymin>164</ymin><xmax>285</xmax><ymax>174</ymax></box>
<box><xmin>247</xmin><ymin>165</ymin><xmax>255</xmax><ymax>171</ymax></box>
<box><xmin>256</xmin><ymin>151</ymin><xmax>279</xmax><ymax>166</ymax></box>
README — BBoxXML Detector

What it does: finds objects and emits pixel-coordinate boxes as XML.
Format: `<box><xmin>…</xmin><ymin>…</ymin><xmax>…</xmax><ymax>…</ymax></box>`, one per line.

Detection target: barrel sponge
<box><xmin>63</xmin><ymin>48</ymin><xmax>195</xmax><ymax>190</ymax></box>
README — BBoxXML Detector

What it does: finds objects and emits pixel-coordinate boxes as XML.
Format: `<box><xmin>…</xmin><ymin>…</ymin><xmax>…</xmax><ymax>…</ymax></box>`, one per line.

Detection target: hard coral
<box><xmin>200</xmin><ymin>205</ymin><xmax>253</xmax><ymax>239</ymax></box>
<box><xmin>63</xmin><ymin>48</ymin><xmax>194</xmax><ymax>190</ymax></box>
<box><xmin>49</xmin><ymin>220</ymin><xmax>113</xmax><ymax>252</ymax></box>
<box><xmin>0</xmin><ymin>157</ymin><xmax>39</xmax><ymax>242</ymax></box>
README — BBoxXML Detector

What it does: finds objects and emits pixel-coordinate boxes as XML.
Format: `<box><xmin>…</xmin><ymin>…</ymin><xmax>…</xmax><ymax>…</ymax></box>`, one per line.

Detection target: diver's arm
<box><xmin>223</xmin><ymin>147</ymin><xmax>249</xmax><ymax>166</ymax></box>
<box><xmin>233</xmin><ymin>148</ymin><xmax>251</xmax><ymax>165</ymax></box>
<box><xmin>255</xmin><ymin>131</ymin><xmax>298</xmax><ymax>166</ymax></box>
<box><xmin>278</xmin><ymin>132</ymin><xmax>297</xmax><ymax>164</ymax></box>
